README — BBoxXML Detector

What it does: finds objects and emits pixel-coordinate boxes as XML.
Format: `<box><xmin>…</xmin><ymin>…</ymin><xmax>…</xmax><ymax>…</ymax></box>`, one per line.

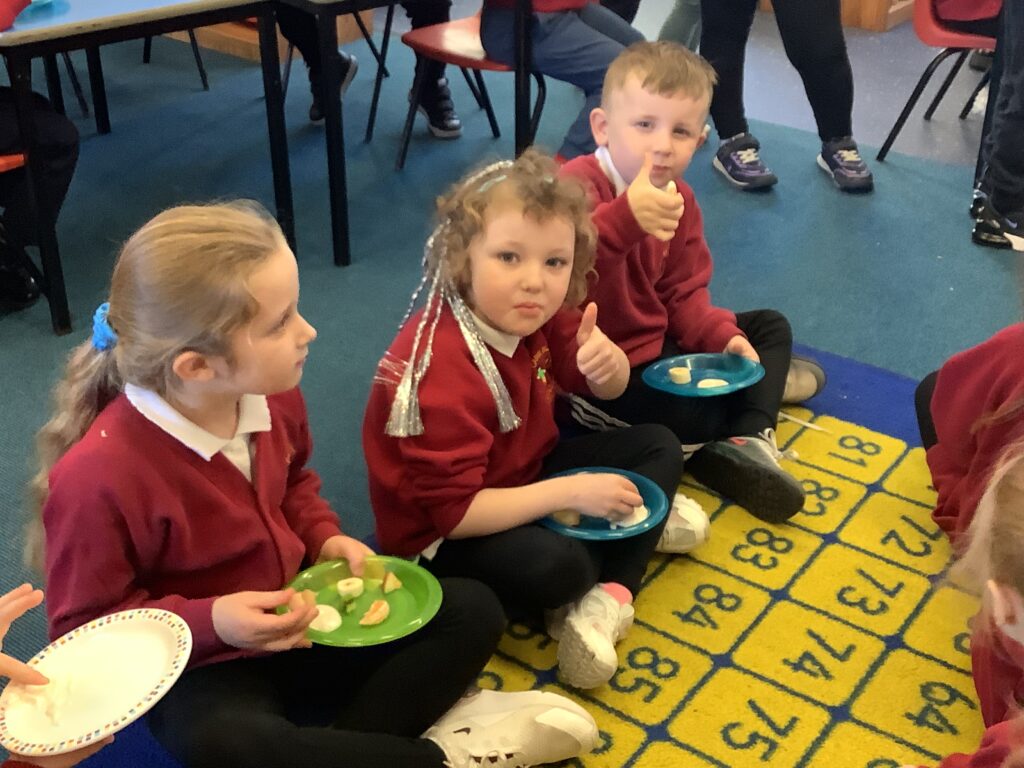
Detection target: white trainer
<box><xmin>557</xmin><ymin>586</ymin><xmax>632</xmax><ymax>689</ymax></box>
<box><xmin>424</xmin><ymin>689</ymin><xmax>598</xmax><ymax>768</ymax></box>
<box><xmin>656</xmin><ymin>492</ymin><xmax>710</xmax><ymax>554</ymax></box>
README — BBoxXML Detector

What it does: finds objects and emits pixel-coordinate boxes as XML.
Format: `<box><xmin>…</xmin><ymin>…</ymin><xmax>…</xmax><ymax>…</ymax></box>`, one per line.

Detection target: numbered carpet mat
<box><xmin>482</xmin><ymin>351</ymin><xmax>982</xmax><ymax>768</ymax></box>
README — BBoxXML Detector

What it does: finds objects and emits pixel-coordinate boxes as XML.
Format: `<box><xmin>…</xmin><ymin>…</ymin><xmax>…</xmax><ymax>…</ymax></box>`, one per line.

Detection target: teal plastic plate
<box><xmin>539</xmin><ymin>467</ymin><xmax>668</xmax><ymax>540</ymax></box>
<box><xmin>642</xmin><ymin>353</ymin><xmax>765</xmax><ymax>397</ymax></box>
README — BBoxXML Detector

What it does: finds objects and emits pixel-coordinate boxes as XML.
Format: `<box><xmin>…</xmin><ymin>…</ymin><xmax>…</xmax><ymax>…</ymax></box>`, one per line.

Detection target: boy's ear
<box><xmin>171</xmin><ymin>350</ymin><xmax>219</xmax><ymax>384</ymax></box>
<box><xmin>590</xmin><ymin>107</ymin><xmax>610</xmax><ymax>147</ymax></box>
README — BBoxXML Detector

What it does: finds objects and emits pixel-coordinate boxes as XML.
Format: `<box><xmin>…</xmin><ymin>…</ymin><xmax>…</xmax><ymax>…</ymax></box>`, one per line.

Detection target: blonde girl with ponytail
<box><xmin>28</xmin><ymin>201</ymin><xmax>589</xmax><ymax>768</ymax></box>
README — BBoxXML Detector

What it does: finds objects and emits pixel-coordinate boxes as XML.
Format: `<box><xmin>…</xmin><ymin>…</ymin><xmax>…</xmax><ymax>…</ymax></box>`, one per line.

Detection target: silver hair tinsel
<box><xmin>381</xmin><ymin>160</ymin><xmax>522</xmax><ymax>438</ymax></box>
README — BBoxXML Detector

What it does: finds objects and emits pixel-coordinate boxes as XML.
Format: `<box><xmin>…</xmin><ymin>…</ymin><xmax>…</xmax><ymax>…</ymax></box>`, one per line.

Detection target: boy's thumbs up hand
<box><xmin>576</xmin><ymin>303</ymin><xmax>621</xmax><ymax>386</ymax></box>
<box><xmin>626</xmin><ymin>152</ymin><xmax>684</xmax><ymax>242</ymax></box>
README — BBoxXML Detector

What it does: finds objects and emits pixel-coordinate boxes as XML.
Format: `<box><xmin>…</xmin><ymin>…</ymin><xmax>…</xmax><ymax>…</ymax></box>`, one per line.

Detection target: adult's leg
<box><xmin>599</xmin><ymin>0</ymin><xmax>641</xmax><ymax>24</ymax></box>
<box><xmin>401</xmin><ymin>0</ymin><xmax>461</xmax><ymax>137</ymax></box>
<box><xmin>976</xmin><ymin>11</ymin><xmax>1004</xmax><ymax>187</ymax></box>
<box><xmin>699</xmin><ymin>0</ymin><xmax>758</xmax><ymax>139</ymax></box>
<box><xmin>916</xmin><ymin>371</ymin><xmax>939</xmax><ymax>450</ymax></box>
<box><xmin>0</xmin><ymin>89</ymin><xmax>79</xmax><ymax>247</ymax></box>
<box><xmin>275</xmin><ymin>5</ymin><xmax>320</xmax><ymax>75</ymax></box>
<box><xmin>659</xmin><ymin>0</ymin><xmax>702</xmax><ymax>52</ymax></box>
<box><xmin>985</xmin><ymin>1</ymin><xmax>1024</xmax><ymax>215</ymax></box>
<box><xmin>479</xmin><ymin>6</ymin><xmax>643</xmax><ymax>159</ymax></box>
<box><xmin>726</xmin><ymin>309</ymin><xmax>792</xmax><ymax>437</ymax></box>
<box><xmin>770</xmin><ymin>0</ymin><xmax>853</xmax><ymax>141</ymax></box>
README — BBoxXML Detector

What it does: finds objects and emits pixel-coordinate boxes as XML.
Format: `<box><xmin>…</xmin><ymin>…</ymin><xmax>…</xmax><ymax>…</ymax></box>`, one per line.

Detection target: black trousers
<box><xmin>426</xmin><ymin>424</ymin><xmax>684</xmax><ymax>618</ymax></box>
<box><xmin>146</xmin><ymin>578</ymin><xmax>503</xmax><ymax>768</ymax></box>
<box><xmin>915</xmin><ymin>371</ymin><xmax>938</xmax><ymax>450</ymax></box>
<box><xmin>599</xmin><ymin>0</ymin><xmax>641</xmax><ymax>24</ymax></box>
<box><xmin>700</xmin><ymin>0</ymin><xmax>854</xmax><ymax>142</ymax></box>
<box><xmin>276</xmin><ymin>0</ymin><xmax>452</xmax><ymax>83</ymax></box>
<box><xmin>980</xmin><ymin>2</ymin><xmax>1024</xmax><ymax>213</ymax></box>
<box><xmin>0</xmin><ymin>88</ymin><xmax>79</xmax><ymax>249</ymax></box>
<box><xmin>575</xmin><ymin>310</ymin><xmax>792</xmax><ymax>444</ymax></box>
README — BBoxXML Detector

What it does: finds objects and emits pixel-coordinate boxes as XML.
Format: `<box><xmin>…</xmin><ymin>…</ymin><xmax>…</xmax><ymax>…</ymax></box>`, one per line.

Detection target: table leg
<box><xmin>85</xmin><ymin>46</ymin><xmax>111</xmax><ymax>135</ymax></box>
<box><xmin>43</xmin><ymin>55</ymin><xmax>66</xmax><ymax>115</ymax></box>
<box><xmin>8</xmin><ymin>54</ymin><xmax>72</xmax><ymax>334</ymax></box>
<box><xmin>315</xmin><ymin>10</ymin><xmax>350</xmax><ymax>266</ymax></box>
<box><xmin>513</xmin><ymin>0</ymin><xmax>532</xmax><ymax>156</ymax></box>
<box><xmin>257</xmin><ymin>10</ymin><xmax>296</xmax><ymax>253</ymax></box>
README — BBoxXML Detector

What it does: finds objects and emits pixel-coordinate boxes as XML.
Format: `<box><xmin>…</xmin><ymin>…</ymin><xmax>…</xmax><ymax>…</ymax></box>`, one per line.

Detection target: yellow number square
<box><xmin>638</xmin><ymin>560</ymin><xmax>771</xmax><ymax>655</ymax></box>
<box><xmin>790</xmin><ymin>545</ymin><xmax>931</xmax><ymax>636</ymax></box>
<box><xmin>852</xmin><ymin>649</ymin><xmax>983</xmax><ymax>757</ymax></box>
<box><xmin>789</xmin><ymin>417</ymin><xmax>905</xmax><ymax>484</ymax></box>
<box><xmin>787</xmin><ymin>463</ymin><xmax>868</xmax><ymax>536</ymax></box>
<box><xmin>806</xmin><ymin>721</ymin><xmax>938</xmax><ymax>768</ymax></box>
<box><xmin>777</xmin><ymin>406</ymin><xmax>815</xmax><ymax>445</ymax></box>
<box><xmin>632</xmin><ymin>741</ymin><xmax>718</xmax><ymax>768</ymax></box>
<box><xmin>668</xmin><ymin>668</ymin><xmax>830</xmax><ymax>767</ymax></box>
<box><xmin>498</xmin><ymin>620</ymin><xmax>558</xmax><ymax>671</ymax></box>
<box><xmin>904</xmin><ymin>586</ymin><xmax>979</xmax><ymax>673</ymax></box>
<box><xmin>692</xmin><ymin>506</ymin><xmax>822</xmax><ymax>590</ymax></box>
<box><xmin>542</xmin><ymin>685</ymin><xmax>648</xmax><ymax>768</ymax></box>
<box><xmin>840</xmin><ymin>492</ymin><xmax>952</xmax><ymax>576</ymax></box>
<box><xmin>883</xmin><ymin>447</ymin><xmax>938</xmax><ymax>508</ymax></box>
<box><xmin>593</xmin><ymin>624</ymin><xmax>711</xmax><ymax>725</ymax></box>
<box><xmin>478</xmin><ymin>654</ymin><xmax>538</xmax><ymax>691</ymax></box>
<box><xmin>733</xmin><ymin>601</ymin><xmax>885</xmax><ymax>706</ymax></box>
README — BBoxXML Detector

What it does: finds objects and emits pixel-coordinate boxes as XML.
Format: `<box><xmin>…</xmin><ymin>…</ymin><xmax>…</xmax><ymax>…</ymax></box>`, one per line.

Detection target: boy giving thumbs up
<box><xmin>561</xmin><ymin>40</ymin><xmax>827</xmax><ymax>537</ymax></box>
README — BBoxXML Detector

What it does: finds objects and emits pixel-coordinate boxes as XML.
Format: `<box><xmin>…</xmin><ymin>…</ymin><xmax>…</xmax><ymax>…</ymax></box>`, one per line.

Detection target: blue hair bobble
<box><xmin>91</xmin><ymin>302</ymin><xmax>118</xmax><ymax>351</ymax></box>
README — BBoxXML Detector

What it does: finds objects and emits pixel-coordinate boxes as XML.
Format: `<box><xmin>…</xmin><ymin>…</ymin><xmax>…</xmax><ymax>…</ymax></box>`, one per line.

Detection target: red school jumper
<box><xmin>927</xmin><ymin>324</ymin><xmax>1024</xmax><ymax>546</ymax></box>
<box><xmin>560</xmin><ymin>154</ymin><xmax>742</xmax><ymax>369</ymax></box>
<box><xmin>43</xmin><ymin>388</ymin><xmax>342</xmax><ymax>669</ymax></box>
<box><xmin>362</xmin><ymin>307</ymin><xmax>587</xmax><ymax>558</ymax></box>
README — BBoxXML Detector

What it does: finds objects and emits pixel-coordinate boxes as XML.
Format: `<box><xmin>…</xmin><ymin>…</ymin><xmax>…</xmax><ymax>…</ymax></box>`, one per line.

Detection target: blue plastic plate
<box><xmin>642</xmin><ymin>353</ymin><xmax>765</xmax><ymax>397</ymax></box>
<box><xmin>539</xmin><ymin>467</ymin><xmax>668</xmax><ymax>540</ymax></box>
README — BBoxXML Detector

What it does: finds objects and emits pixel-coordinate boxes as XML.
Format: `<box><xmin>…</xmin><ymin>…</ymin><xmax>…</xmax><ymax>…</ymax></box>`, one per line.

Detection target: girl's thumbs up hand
<box><xmin>576</xmin><ymin>303</ymin><xmax>621</xmax><ymax>386</ymax></box>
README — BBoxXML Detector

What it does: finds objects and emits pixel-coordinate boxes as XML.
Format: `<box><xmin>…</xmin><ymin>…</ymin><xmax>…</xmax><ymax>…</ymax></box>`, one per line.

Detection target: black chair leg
<box><xmin>473</xmin><ymin>70</ymin><xmax>500</xmax><ymax>138</ymax></box>
<box><xmin>530</xmin><ymin>73</ymin><xmax>545</xmax><ymax>142</ymax></box>
<box><xmin>462</xmin><ymin>67</ymin><xmax>484</xmax><ymax>107</ymax></box>
<box><xmin>143</xmin><ymin>36</ymin><xmax>153</xmax><ymax>63</ymax></box>
<box><xmin>282</xmin><ymin>43</ymin><xmax>296</xmax><ymax>101</ymax></box>
<box><xmin>876</xmin><ymin>47</ymin><xmax>960</xmax><ymax>161</ymax></box>
<box><xmin>397</xmin><ymin>64</ymin><xmax>427</xmax><ymax>170</ymax></box>
<box><xmin>188</xmin><ymin>30</ymin><xmax>210</xmax><ymax>91</ymax></box>
<box><xmin>960</xmin><ymin>69</ymin><xmax>991</xmax><ymax>119</ymax></box>
<box><xmin>366</xmin><ymin>0</ymin><xmax>397</xmax><ymax>143</ymax></box>
<box><xmin>43</xmin><ymin>55</ymin><xmax>65</xmax><ymax>115</ymax></box>
<box><xmin>924</xmin><ymin>49</ymin><xmax>968</xmax><ymax>120</ymax></box>
<box><xmin>61</xmin><ymin>53</ymin><xmax>90</xmax><ymax>118</ymax></box>
<box><xmin>352</xmin><ymin>9</ymin><xmax>390</xmax><ymax>78</ymax></box>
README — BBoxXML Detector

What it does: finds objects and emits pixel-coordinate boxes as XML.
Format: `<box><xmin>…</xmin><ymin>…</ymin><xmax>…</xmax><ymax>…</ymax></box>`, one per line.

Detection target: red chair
<box><xmin>0</xmin><ymin>153</ymin><xmax>25</xmax><ymax>174</ymax></box>
<box><xmin>876</xmin><ymin>0</ymin><xmax>996</xmax><ymax>161</ymax></box>
<box><xmin>394</xmin><ymin>12</ymin><xmax>545</xmax><ymax>170</ymax></box>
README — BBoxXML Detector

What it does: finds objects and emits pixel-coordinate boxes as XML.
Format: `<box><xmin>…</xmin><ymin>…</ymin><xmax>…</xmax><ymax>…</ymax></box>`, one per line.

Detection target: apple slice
<box><xmin>382</xmin><ymin>571</ymin><xmax>403</xmax><ymax>594</ymax></box>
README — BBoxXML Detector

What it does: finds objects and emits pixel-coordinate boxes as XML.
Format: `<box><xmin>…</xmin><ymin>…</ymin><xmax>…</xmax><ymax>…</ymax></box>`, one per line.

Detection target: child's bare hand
<box><xmin>724</xmin><ymin>335</ymin><xmax>759</xmax><ymax>363</ymax></box>
<box><xmin>317</xmin><ymin>535</ymin><xmax>375</xmax><ymax>577</ymax></box>
<box><xmin>11</xmin><ymin>736</ymin><xmax>115</xmax><ymax>767</ymax></box>
<box><xmin>0</xmin><ymin>583</ymin><xmax>49</xmax><ymax>686</ymax></box>
<box><xmin>626</xmin><ymin>153</ymin><xmax>684</xmax><ymax>242</ymax></box>
<box><xmin>212</xmin><ymin>589</ymin><xmax>315</xmax><ymax>652</ymax></box>
<box><xmin>565</xmin><ymin>474</ymin><xmax>643</xmax><ymax>521</ymax></box>
<box><xmin>576</xmin><ymin>303</ymin><xmax>622</xmax><ymax>385</ymax></box>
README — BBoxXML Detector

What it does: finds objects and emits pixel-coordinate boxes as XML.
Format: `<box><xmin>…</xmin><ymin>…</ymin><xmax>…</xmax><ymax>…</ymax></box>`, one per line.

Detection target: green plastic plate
<box><xmin>284</xmin><ymin>556</ymin><xmax>443</xmax><ymax>647</ymax></box>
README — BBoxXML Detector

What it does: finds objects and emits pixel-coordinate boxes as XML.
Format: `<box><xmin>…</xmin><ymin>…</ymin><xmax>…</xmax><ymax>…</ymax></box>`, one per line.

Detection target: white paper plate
<box><xmin>0</xmin><ymin>608</ymin><xmax>192</xmax><ymax>757</ymax></box>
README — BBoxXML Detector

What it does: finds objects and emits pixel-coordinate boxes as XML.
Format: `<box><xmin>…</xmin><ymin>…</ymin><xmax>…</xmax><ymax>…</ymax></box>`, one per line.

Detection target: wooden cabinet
<box><xmin>759</xmin><ymin>0</ymin><xmax>913</xmax><ymax>31</ymax></box>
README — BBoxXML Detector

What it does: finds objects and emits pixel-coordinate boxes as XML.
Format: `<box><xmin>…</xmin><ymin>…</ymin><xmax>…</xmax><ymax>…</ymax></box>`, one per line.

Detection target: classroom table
<box><xmin>0</xmin><ymin>0</ymin><xmax>293</xmax><ymax>334</ymax></box>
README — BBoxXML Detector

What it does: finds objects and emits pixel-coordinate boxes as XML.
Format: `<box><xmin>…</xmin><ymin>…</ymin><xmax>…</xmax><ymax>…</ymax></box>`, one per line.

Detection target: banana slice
<box><xmin>336</xmin><ymin>577</ymin><xmax>364</xmax><ymax>600</ymax></box>
<box><xmin>310</xmin><ymin>604</ymin><xmax>342</xmax><ymax>633</ymax></box>
<box><xmin>668</xmin><ymin>366</ymin><xmax>691</xmax><ymax>384</ymax></box>
<box><xmin>697</xmin><ymin>378</ymin><xmax>729</xmax><ymax>389</ymax></box>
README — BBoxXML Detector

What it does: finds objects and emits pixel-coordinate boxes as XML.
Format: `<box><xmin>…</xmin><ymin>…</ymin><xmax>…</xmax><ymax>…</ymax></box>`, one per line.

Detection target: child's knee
<box><xmin>436</xmin><ymin>576</ymin><xmax>507</xmax><ymax>647</ymax></box>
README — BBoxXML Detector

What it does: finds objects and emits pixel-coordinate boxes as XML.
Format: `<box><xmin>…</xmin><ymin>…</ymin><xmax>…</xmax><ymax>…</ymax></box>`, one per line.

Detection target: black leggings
<box><xmin>916</xmin><ymin>371</ymin><xmax>938</xmax><ymax>450</ymax></box>
<box><xmin>575</xmin><ymin>310</ymin><xmax>793</xmax><ymax>444</ymax></box>
<box><xmin>700</xmin><ymin>0</ymin><xmax>854</xmax><ymax>142</ymax></box>
<box><xmin>425</xmin><ymin>425</ymin><xmax>684</xmax><ymax>618</ymax></box>
<box><xmin>146</xmin><ymin>578</ymin><xmax>503</xmax><ymax>768</ymax></box>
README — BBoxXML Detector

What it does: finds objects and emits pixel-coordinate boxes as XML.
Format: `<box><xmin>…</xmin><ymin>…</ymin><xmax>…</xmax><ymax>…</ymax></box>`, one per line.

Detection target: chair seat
<box><xmin>914</xmin><ymin>1</ymin><xmax>995</xmax><ymax>50</ymax></box>
<box><xmin>0</xmin><ymin>154</ymin><xmax>26</xmax><ymax>173</ymax></box>
<box><xmin>401</xmin><ymin>15</ymin><xmax>513</xmax><ymax>73</ymax></box>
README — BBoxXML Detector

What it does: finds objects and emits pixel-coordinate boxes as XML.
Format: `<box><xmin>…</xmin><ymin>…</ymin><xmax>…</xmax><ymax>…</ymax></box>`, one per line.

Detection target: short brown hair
<box><xmin>603</xmin><ymin>40</ymin><xmax>717</xmax><ymax>109</ymax></box>
<box><xmin>431</xmin><ymin>148</ymin><xmax>597</xmax><ymax>308</ymax></box>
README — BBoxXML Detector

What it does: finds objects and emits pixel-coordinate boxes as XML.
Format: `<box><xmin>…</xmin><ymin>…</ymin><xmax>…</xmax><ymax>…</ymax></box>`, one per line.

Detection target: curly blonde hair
<box><xmin>429</xmin><ymin>149</ymin><xmax>597</xmax><ymax>308</ymax></box>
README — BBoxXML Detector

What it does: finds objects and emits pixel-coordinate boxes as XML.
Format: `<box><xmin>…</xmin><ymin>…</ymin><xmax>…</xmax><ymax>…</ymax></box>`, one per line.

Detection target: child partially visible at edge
<box><xmin>28</xmin><ymin>201</ymin><xmax>596</xmax><ymax>768</ymax></box>
<box><xmin>559</xmin><ymin>40</ymin><xmax>826</xmax><ymax>546</ymax></box>
<box><xmin>363</xmin><ymin>150</ymin><xmax>684</xmax><ymax>691</ymax></box>
<box><xmin>901</xmin><ymin>441</ymin><xmax>1024</xmax><ymax>768</ymax></box>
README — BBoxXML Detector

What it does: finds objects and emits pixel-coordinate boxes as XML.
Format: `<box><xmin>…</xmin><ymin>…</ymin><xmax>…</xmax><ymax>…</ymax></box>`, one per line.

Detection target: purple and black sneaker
<box><xmin>713</xmin><ymin>133</ymin><xmax>778</xmax><ymax>190</ymax></box>
<box><xmin>817</xmin><ymin>137</ymin><xmax>874</xmax><ymax>192</ymax></box>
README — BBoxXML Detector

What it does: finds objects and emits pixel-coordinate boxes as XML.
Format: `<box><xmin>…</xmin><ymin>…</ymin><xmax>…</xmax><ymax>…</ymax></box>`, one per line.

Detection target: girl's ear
<box><xmin>171</xmin><ymin>350</ymin><xmax>218</xmax><ymax>384</ymax></box>
<box><xmin>987</xmin><ymin>579</ymin><xmax>1024</xmax><ymax>627</ymax></box>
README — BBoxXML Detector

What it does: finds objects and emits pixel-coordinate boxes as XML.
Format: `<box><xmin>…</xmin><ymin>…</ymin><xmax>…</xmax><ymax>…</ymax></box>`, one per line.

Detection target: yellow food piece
<box><xmin>360</xmin><ymin>599</ymin><xmax>391</xmax><ymax>626</ymax></box>
<box><xmin>382</xmin><ymin>571</ymin><xmax>403</xmax><ymax>594</ymax></box>
<box><xmin>668</xmin><ymin>367</ymin><xmax>692</xmax><ymax>384</ymax></box>
<box><xmin>697</xmin><ymin>378</ymin><xmax>729</xmax><ymax>389</ymax></box>
<box><xmin>299</xmin><ymin>589</ymin><xmax>317</xmax><ymax>607</ymax></box>
<box><xmin>551</xmin><ymin>509</ymin><xmax>582</xmax><ymax>527</ymax></box>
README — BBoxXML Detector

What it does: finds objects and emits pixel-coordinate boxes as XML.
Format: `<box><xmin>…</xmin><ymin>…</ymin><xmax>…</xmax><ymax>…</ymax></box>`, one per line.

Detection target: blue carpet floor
<box><xmin>0</xmin><ymin>31</ymin><xmax>1017</xmax><ymax>763</ymax></box>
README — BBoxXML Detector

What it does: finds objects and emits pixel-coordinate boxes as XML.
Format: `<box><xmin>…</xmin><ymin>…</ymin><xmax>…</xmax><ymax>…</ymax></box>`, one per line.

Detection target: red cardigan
<box><xmin>561</xmin><ymin>154</ymin><xmax>742</xmax><ymax>368</ymax></box>
<box><xmin>43</xmin><ymin>389</ymin><xmax>342</xmax><ymax>669</ymax></box>
<box><xmin>932</xmin><ymin>719</ymin><xmax>1021</xmax><ymax>768</ymax></box>
<box><xmin>927</xmin><ymin>324</ymin><xmax>1024</xmax><ymax>546</ymax></box>
<box><xmin>363</xmin><ymin>306</ymin><xmax>587</xmax><ymax>557</ymax></box>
